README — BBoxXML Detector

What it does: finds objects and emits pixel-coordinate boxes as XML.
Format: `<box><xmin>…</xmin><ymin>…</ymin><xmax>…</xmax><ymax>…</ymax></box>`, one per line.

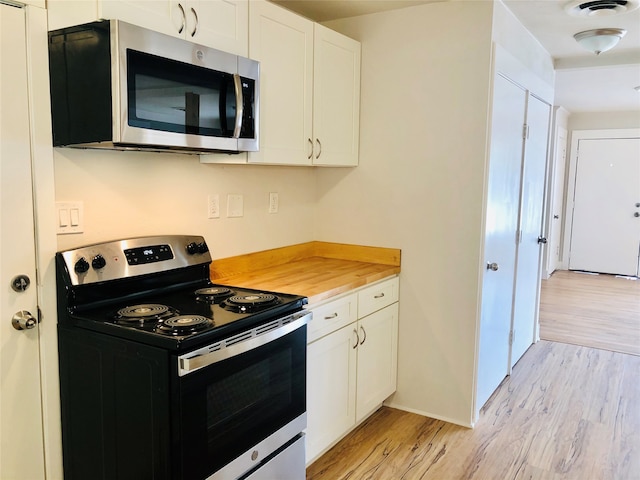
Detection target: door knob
<box><xmin>553</xmin><ymin>215</ymin><xmax>559</xmax><ymax>219</ymax></box>
<box><xmin>486</xmin><ymin>262</ymin><xmax>499</xmax><ymax>271</ymax></box>
<box><xmin>538</xmin><ymin>236</ymin><xmax>547</xmax><ymax>244</ymax></box>
<box><xmin>635</xmin><ymin>212</ymin><xmax>640</xmax><ymax>218</ymax></box>
<box><xmin>11</xmin><ymin>310</ymin><xmax>37</xmax><ymax>331</ymax></box>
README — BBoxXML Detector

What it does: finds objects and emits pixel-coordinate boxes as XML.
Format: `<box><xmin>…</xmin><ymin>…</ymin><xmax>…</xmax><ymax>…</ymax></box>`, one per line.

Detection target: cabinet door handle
<box><xmin>307</xmin><ymin>138</ymin><xmax>313</xmax><ymax>159</ymax></box>
<box><xmin>324</xmin><ymin>313</ymin><xmax>338</xmax><ymax>320</ymax></box>
<box><xmin>374</xmin><ymin>293</ymin><xmax>385</xmax><ymax>299</ymax></box>
<box><xmin>190</xmin><ymin>7</ymin><xmax>198</xmax><ymax>37</ymax></box>
<box><xmin>359</xmin><ymin>326</ymin><xmax>366</xmax><ymax>345</ymax></box>
<box><xmin>352</xmin><ymin>328</ymin><xmax>359</xmax><ymax>349</ymax></box>
<box><xmin>315</xmin><ymin>138</ymin><xmax>322</xmax><ymax>159</ymax></box>
<box><xmin>177</xmin><ymin>3</ymin><xmax>186</xmax><ymax>34</ymax></box>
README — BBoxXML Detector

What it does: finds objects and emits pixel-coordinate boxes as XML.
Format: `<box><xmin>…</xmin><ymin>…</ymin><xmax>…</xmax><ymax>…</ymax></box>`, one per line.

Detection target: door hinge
<box><xmin>509</xmin><ymin>330</ymin><xmax>514</xmax><ymax>346</ymax></box>
<box><xmin>523</xmin><ymin>124</ymin><xmax>529</xmax><ymax>140</ymax></box>
<box><xmin>515</xmin><ymin>229</ymin><xmax>521</xmax><ymax>243</ymax></box>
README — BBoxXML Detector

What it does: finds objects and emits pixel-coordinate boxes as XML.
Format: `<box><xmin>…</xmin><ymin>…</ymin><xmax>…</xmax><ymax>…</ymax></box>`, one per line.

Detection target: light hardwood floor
<box><xmin>306</xmin><ymin>272</ymin><xmax>640</xmax><ymax>479</ymax></box>
<box><xmin>539</xmin><ymin>270</ymin><xmax>639</xmax><ymax>356</ymax></box>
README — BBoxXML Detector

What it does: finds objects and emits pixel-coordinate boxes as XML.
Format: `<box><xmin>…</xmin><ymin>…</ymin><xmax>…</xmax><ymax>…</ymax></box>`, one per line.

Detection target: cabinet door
<box><xmin>184</xmin><ymin>0</ymin><xmax>248</xmax><ymax>55</ymax></box>
<box><xmin>101</xmin><ymin>1</ymin><xmax>178</xmax><ymax>36</ymax></box>
<box><xmin>312</xmin><ymin>24</ymin><xmax>361</xmax><ymax>167</ymax></box>
<box><xmin>306</xmin><ymin>324</ymin><xmax>357</xmax><ymax>463</ymax></box>
<box><xmin>248</xmin><ymin>0</ymin><xmax>313</xmax><ymax>165</ymax></box>
<box><xmin>355</xmin><ymin>303</ymin><xmax>398</xmax><ymax>423</ymax></box>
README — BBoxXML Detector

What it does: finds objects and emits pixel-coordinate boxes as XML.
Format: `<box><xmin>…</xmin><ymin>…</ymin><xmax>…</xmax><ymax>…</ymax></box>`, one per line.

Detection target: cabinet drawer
<box><xmin>357</xmin><ymin>276</ymin><xmax>399</xmax><ymax>318</ymax></box>
<box><xmin>307</xmin><ymin>293</ymin><xmax>357</xmax><ymax>344</ymax></box>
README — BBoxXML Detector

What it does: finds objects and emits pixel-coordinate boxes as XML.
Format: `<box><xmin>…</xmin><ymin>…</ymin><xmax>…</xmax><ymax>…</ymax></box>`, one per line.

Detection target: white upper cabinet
<box><xmin>47</xmin><ymin>0</ymin><xmax>248</xmax><ymax>55</ymax></box>
<box><xmin>248</xmin><ymin>0</ymin><xmax>314</xmax><ymax>165</ymax></box>
<box><xmin>248</xmin><ymin>0</ymin><xmax>360</xmax><ymax>166</ymax></box>
<box><xmin>312</xmin><ymin>24</ymin><xmax>360</xmax><ymax>167</ymax></box>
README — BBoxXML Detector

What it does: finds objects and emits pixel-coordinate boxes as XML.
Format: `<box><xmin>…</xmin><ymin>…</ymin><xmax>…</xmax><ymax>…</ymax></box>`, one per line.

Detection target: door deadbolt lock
<box><xmin>11</xmin><ymin>274</ymin><xmax>30</xmax><ymax>292</ymax></box>
<box><xmin>537</xmin><ymin>236</ymin><xmax>548</xmax><ymax>244</ymax></box>
<box><xmin>635</xmin><ymin>212</ymin><xmax>640</xmax><ymax>218</ymax></box>
<box><xmin>12</xmin><ymin>310</ymin><xmax>38</xmax><ymax>331</ymax></box>
<box><xmin>486</xmin><ymin>262</ymin><xmax>499</xmax><ymax>271</ymax></box>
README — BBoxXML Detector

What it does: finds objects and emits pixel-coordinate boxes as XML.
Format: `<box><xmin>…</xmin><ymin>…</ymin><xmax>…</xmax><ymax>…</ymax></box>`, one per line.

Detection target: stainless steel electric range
<box><xmin>56</xmin><ymin>235</ymin><xmax>309</xmax><ymax>480</ymax></box>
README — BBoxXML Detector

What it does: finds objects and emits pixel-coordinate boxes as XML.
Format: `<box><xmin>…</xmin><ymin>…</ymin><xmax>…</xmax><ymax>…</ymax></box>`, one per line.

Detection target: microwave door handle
<box><xmin>232</xmin><ymin>74</ymin><xmax>244</xmax><ymax>139</ymax></box>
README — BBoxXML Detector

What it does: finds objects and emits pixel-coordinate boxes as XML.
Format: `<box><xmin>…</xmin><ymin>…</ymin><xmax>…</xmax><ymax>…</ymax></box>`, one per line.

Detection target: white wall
<box><xmin>54</xmin><ymin>150</ymin><xmax>317</xmax><ymax>258</ymax></box>
<box><xmin>321</xmin><ymin>0</ymin><xmax>554</xmax><ymax>427</ymax></box>
<box><xmin>568</xmin><ymin>110</ymin><xmax>640</xmax><ymax>131</ymax></box>
<box><xmin>323</xmin><ymin>1</ymin><xmax>494</xmax><ymax>426</ymax></box>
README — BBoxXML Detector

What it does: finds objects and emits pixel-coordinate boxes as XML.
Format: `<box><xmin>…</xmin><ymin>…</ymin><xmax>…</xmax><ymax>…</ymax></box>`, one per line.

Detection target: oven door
<box><xmin>175</xmin><ymin>311</ymin><xmax>309</xmax><ymax>480</ymax></box>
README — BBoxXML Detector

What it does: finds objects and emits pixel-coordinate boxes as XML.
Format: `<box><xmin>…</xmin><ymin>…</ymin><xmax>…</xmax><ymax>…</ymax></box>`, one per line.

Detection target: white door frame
<box><xmin>542</xmin><ymin>107</ymin><xmax>569</xmax><ymax>279</ymax></box>
<box><xmin>20</xmin><ymin>4</ymin><xmax>62</xmax><ymax>479</ymax></box>
<box><xmin>562</xmin><ymin>128</ymin><xmax>640</xmax><ymax>270</ymax></box>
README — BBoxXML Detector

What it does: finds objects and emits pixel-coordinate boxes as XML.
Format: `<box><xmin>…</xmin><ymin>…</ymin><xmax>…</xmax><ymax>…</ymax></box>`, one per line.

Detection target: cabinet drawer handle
<box><xmin>307</xmin><ymin>138</ymin><xmax>313</xmax><ymax>159</ymax></box>
<box><xmin>352</xmin><ymin>328</ymin><xmax>359</xmax><ymax>349</ymax></box>
<box><xmin>359</xmin><ymin>326</ymin><xmax>366</xmax><ymax>345</ymax></box>
<box><xmin>190</xmin><ymin>7</ymin><xmax>198</xmax><ymax>37</ymax></box>
<box><xmin>177</xmin><ymin>3</ymin><xmax>186</xmax><ymax>34</ymax></box>
<box><xmin>315</xmin><ymin>138</ymin><xmax>322</xmax><ymax>159</ymax></box>
<box><xmin>324</xmin><ymin>313</ymin><xmax>338</xmax><ymax>320</ymax></box>
<box><xmin>374</xmin><ymin>293</ymin><xmax>385</xmax><ymax>299</ymax></box>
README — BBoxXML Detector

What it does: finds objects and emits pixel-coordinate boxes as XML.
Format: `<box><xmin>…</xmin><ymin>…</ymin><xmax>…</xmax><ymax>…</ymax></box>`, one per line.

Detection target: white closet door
<box><xmin>477</xmin><ymin>74</ymin><xmax>526</xmax><ymax>411</ymax></box>
<box><xmin>511</xmin><ymin>94</ymin><xmax>550</xmax><ymax>368</ymax></box>
<box><xmin>569</xmin><ymin>137</ymin><xmax>640</xmax><ymax>276</ymax></box>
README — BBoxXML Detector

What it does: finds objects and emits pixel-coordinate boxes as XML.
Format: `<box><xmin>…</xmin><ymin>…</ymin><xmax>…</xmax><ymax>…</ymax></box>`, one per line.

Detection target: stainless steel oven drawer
<box><xmin>241</xmin><ymin>434</ymin><xmax>306</xmax><ymax>480</ymax></box>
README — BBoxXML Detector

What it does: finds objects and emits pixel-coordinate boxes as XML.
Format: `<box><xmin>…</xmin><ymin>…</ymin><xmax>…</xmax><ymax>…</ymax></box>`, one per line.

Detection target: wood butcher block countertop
<box><xmin>210</xmin><ymin>241</ymin><xmax>401</xmax><ymax>305</ymax></box>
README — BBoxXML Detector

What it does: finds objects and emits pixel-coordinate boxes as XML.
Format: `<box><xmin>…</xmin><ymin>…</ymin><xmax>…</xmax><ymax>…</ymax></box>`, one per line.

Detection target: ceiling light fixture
<box><xmin>565</xmin><ymin>0</ymin><xmax>640</xmax><ymax>17</ymax></box>
<box><xmin>573</xmin><ymin>28</ymin><xmax>627</xmax><ymax>54</ymax></box>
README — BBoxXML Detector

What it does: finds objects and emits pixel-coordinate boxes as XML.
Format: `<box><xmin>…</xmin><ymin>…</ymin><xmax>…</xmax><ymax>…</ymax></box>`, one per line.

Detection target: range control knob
<box><xmin>197</xmin><ymin>242</ymin><xmax>209</xmax><ymax>254</ymax></box>
<box><xmin>92</xmin><ymin>254</ymin><xmax>107</xmax><ymax>270</ymax></box>
<box><xmin>186</xmin><ymin>242</ymin><xmax>198</xmax><ymax>255</ymax></box>
<box><xmin>74</xmin><ymin>257</ymin><xmax>90</xmax><ymax>274</ymax></box>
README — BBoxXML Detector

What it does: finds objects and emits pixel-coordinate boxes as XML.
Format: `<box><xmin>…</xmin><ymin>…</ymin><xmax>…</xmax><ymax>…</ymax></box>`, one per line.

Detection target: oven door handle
<box><xmin>178</xmin><ymin>310</ymin><xmax>310</xmax><ymax>376</ymax></box>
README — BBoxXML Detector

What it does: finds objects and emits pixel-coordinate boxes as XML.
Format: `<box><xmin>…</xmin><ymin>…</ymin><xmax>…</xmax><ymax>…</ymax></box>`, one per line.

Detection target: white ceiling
<box><xmin>271</xmin><ymin>0</ymin><xmax>640</xmax><ymax>113</ymax></box>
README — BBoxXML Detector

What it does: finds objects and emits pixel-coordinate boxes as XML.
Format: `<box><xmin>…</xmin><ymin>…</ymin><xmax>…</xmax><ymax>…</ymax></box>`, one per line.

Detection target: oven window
<box><xmin>177</xmin><ymin>326</ymin><xmax>306</xmax><ymax>480</ymax></box>
<box><xmin>126</xmin><ymin>50</ymin><xmax>237</xmax><ymax>137</ymax></box>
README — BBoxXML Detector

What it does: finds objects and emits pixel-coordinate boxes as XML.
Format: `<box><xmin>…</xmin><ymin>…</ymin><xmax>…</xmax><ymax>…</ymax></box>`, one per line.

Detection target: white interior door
<box><xmin>569</xmin><ymin>137</ymin><xmax>640</xmax><ymax>276</ymax></box>
<box><xmin>511</xmin><ymin>94</ymin><xmax>550</xmax><ymax>368</ymax></box>
<box><xmin>0</xmin><ymin>3</ymin><xmax>46</xmax><ymax>479</ymax></box>
<box><xmin>547</xmin><ymin>125</ymin><xmax>568</xmax><ymax>275</ymax></box>
<box><xmin>477</xmin><ymin>74</ymin><xmax>526</xmax><ymax>411</ymax></box>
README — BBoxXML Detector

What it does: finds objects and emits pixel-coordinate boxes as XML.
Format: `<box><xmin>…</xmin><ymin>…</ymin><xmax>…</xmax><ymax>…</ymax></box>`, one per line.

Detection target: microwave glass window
<box><xmin>127</xmin><ymin>50</ymin><xmax>237</xmax><ymax>137</ymax></box>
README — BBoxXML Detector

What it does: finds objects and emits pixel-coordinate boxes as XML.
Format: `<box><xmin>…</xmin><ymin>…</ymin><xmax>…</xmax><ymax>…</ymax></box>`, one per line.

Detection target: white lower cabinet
<box><xmin>355</xmin><ymin>304</ymin><xmax>399</xmax><ymax>423</ymax></box>
<box><xmin>306</xmin><ymin>277</ymin><xmax>399</xmax><ymax>464</ymax></box>
<box><xmin>307</xmin><ymin>323</ymin><xmax>357</xmax><ymax>460</ymax></box>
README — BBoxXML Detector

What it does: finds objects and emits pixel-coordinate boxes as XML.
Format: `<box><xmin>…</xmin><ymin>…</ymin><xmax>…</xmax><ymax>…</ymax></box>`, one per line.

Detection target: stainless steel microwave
<box><xmin>48</xmin><ymin>20</ymin><xmax>259</xmax><ymax>154</ymax></box>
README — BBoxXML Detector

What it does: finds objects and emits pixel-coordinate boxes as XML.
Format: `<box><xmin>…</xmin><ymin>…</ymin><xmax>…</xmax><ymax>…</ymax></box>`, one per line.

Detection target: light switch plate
<box><xmin>207</xmin><ymin>194</ymin><xmax>220</xmax><ymax>219</ymax></box>
<box><xmin>269</xmin><ymin>192</ymin><xmax>279</xmax><ymax>214</ymax></box>
<box><xmin>56</xmin><ymin>201</ymin><xmax>84</xmax><ymax>234</ymax></box>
